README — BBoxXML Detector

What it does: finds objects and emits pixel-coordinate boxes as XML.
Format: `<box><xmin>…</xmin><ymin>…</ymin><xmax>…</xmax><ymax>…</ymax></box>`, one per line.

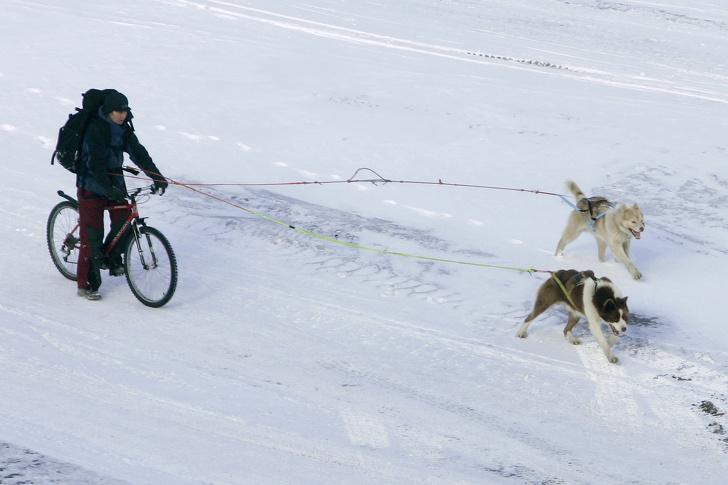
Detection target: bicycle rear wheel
<box><xmin>47</xmin><ymin>201</ymin><xmax>80</xmax><ymax>281</ymax></box>
<box><xmin>124</xmin><ymin>226</ymin><xmax>177</xmax><ymax>308</ymax></box>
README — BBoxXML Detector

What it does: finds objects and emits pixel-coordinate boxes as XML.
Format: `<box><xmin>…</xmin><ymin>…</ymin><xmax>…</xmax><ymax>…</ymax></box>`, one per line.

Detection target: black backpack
<box><xmin>51</xmin><ymin>88</ymin><xmax>120</xmax><ymax>174</ymax></box>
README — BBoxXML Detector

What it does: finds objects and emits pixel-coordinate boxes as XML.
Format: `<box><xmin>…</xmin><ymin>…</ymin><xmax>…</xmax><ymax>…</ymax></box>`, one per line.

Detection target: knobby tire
<box><xmin>124</xmin><ymin>226</ymin><xmax>178</xmax><ymax>308</ymax></box>
<box><xmin>47</xmin><ymin>200</ymin><xmax>80</xmax><ymax>281</ymax></box>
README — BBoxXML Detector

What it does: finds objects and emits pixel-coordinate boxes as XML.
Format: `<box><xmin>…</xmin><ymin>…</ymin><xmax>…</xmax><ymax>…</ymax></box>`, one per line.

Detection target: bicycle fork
<box><xmin>128</xmin><ymin>221</ymin><xmax>160</xmax><ymax>270</ymax></box>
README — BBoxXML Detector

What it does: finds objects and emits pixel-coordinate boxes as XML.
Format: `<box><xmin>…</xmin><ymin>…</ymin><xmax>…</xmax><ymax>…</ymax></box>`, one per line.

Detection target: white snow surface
<box><xmin>2</xmin><ymin>0</ymin><xmax>728</xmax><ymax>483</ymax></box>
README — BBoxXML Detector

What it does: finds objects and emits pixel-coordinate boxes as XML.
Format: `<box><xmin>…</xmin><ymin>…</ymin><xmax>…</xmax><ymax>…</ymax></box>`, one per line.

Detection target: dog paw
<box><xmin>565</xmin><ymin>331</ymin><xmax>580</xmax><ymax>345</ymax></box>
<box><xmin>607</xmin><ymin>354</ymin><xmax>619</xmax><ymax>364</ymax></box>
<box><xmin>516</xmin><ymin>331</ymin><xmax>528</xmax><ymax>339</ymax></box>
<box><xmin>632</xmin><ymin>271</ymin><xmax>642</xmax><ymax>280</ymax></box>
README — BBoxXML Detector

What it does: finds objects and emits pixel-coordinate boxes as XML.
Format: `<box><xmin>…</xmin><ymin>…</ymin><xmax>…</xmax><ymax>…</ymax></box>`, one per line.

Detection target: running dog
<box><xmin>517</xmin><ymin>269</ymin><xmax>630</xmax><ymax>363</ymax></box>
<box><xmin>555</xmin><ymin>181</ymin><xmax>645</xmax><ymax>279</ymax></box>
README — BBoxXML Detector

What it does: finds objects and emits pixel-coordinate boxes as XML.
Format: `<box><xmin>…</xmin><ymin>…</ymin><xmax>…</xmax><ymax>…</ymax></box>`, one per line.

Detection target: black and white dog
<box><xmin>517</xmin><ymin>269</ymin><xmax>630</xmax><ymax>363</ymax></box>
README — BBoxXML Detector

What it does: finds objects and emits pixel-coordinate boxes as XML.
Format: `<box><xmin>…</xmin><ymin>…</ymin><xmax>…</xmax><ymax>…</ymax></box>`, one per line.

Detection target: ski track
<box><xmin>18</xmin><ymin>0</ymin><xmax>728</xmax><ymax>103</ymax></box>
<box><xmin>172</xmin><ymin>0</ymin><xmax>728</xmax><ymax>103</ymax></box>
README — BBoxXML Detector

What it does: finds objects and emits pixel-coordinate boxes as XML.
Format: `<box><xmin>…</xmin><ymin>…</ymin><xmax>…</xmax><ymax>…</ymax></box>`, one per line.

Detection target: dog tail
<box><xmin>565</xmin><ymin>180</ymin><xmax>586</xmax><ymax>200</ymax></box>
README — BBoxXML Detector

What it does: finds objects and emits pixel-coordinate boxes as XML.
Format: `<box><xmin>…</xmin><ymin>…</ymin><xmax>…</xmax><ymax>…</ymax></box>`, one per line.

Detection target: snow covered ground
<box><xmin>2</xmin><ymin>0</ymin><xmax>728</xmax><ymax>483</ymax></box>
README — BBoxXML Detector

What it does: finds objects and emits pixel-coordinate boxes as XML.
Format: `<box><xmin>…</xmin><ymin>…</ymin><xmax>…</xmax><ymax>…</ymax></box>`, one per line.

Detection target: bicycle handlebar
<box><xmin>126</xmin><ymin>184</ymin><xmax>157</xmax><ymax>200</ymax></box>
<box><xmin>56</xmin><ymin>185</ymin><xmax>156</xmax><ymax>204</ymax></box>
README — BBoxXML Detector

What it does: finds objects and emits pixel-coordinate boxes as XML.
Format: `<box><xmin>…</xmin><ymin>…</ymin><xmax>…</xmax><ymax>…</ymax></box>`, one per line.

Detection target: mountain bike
<box><xmin>46</xmin><ymin>181</ymin><xmax>178</xmax><ymax>308</ymax></box>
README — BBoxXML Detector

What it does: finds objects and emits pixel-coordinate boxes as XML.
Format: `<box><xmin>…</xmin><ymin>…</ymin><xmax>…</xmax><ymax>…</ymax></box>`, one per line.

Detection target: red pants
<box><xmin>76</xmin><ymin>189</ymin><xmax>131</xmax><ymax>290</ymax></box>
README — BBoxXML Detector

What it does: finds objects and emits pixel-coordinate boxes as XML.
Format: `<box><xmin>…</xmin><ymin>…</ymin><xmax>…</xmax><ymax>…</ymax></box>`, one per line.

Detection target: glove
<box><xmin>107</xmin><ymin>186</ymin><xmax>127</xmax><ymax>202</ymax></box>
<box><xmin>153</xmin><ymin>178</ymin><xmax>168</xmax><ymax>196</ymax></box>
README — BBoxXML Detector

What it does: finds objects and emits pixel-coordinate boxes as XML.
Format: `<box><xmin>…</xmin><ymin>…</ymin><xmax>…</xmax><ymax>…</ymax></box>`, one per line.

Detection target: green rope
<box><xmin>292</xmin><ymin>224</ymin><xmax>535</xmax><ymax>271</ymax></box>
<box><xmin>550</xmin><ymin>272</ymin><xmax>577</xmax><ymax>307</ymax></box>
<box><xmin>174</xmin><ymin>180</ymin><xmax>541</xmax><ymax>274</ymax></box>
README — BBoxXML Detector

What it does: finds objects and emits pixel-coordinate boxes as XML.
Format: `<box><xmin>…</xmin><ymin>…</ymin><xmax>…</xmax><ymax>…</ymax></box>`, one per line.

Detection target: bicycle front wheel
<box><xmin>47</xmin><ymin>200</ymin><xmax>80</xmax><ymax>281</ymax></box>
<box><xmin>124</xmin><ymin>226</ymin><xmax>178</xmax><ymax>308</ymax></box>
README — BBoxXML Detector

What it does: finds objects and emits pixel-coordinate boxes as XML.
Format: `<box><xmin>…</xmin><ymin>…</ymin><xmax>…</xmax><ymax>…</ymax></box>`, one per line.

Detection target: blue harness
<box><xmin>558</xmin><ymin>195</ymin><xmax>615</xmax><ymax>232</ymax></box>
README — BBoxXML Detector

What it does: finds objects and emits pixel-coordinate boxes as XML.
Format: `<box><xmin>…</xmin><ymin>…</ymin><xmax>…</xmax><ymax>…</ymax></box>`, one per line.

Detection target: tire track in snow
<box><xmin>165</xmin><ymin>185</ymin><xmax>484</xmax><ymax>308</ymax></box>
<box><xmin>177</xmin><ymin>0</ymin><xmax>728</xmax><ymax>103</ymax></box>
<box><xmin>20</xmin><ymin>0</ymin><xmax>728</xmax><ymax>102</ymax></box>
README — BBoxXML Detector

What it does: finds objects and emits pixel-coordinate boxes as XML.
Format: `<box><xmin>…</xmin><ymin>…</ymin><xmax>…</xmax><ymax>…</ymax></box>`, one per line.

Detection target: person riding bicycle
<box><xmin>76</xmin><ymin>91</ymin><xmax>168</xmax><ymax>300</ymax></box>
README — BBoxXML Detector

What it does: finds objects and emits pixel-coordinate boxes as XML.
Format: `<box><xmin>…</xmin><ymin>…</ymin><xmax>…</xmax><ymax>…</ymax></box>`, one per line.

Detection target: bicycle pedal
<box><xmin>110</xmin><ymin>267</ymin><xmax>125</xmax><ymax>277</ymax></box>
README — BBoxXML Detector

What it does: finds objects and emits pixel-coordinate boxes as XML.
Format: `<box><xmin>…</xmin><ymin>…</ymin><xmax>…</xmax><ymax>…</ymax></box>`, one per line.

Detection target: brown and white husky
<box><xmin>517</xmin><ymin>269</ymin><xmax>630</xmax><ymax>363</ymax></box>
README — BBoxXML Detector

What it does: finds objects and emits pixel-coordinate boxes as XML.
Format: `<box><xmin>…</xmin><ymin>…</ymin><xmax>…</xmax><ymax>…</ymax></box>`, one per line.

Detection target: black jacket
<box><xmin>77</xmin><ymin>107</ymin><xmax>162</xmax><ymax>197</ymax></box>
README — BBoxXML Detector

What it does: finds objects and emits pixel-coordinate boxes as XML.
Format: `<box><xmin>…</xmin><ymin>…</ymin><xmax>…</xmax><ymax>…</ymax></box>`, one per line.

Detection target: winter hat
<box><xmin>102</xmin><ymin>91</ymin><xmax>130</xmax><ymax>114</ymax></box>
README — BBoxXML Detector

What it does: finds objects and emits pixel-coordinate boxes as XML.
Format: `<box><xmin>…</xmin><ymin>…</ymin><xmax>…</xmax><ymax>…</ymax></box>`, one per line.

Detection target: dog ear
<box><xmin>603</xmin><ymin>299</ymin><xmax>616</xmax><ymax>312</ymax></box>
<box><xmin>633</xmin><ymin>203</ymin><xmax>640</xmax><ymax>210</ymax></box>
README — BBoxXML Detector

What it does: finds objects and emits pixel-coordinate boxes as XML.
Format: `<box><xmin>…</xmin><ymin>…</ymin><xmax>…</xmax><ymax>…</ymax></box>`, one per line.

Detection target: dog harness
<box><xmin>551</xmin><ymin>271</ymin><xmax>596</xmax><ymax>308</ymax></box>
<box><xmin>558</xmin><ymin>195</ymin><xmax>615</xmax><ymax>232</ymax></box>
